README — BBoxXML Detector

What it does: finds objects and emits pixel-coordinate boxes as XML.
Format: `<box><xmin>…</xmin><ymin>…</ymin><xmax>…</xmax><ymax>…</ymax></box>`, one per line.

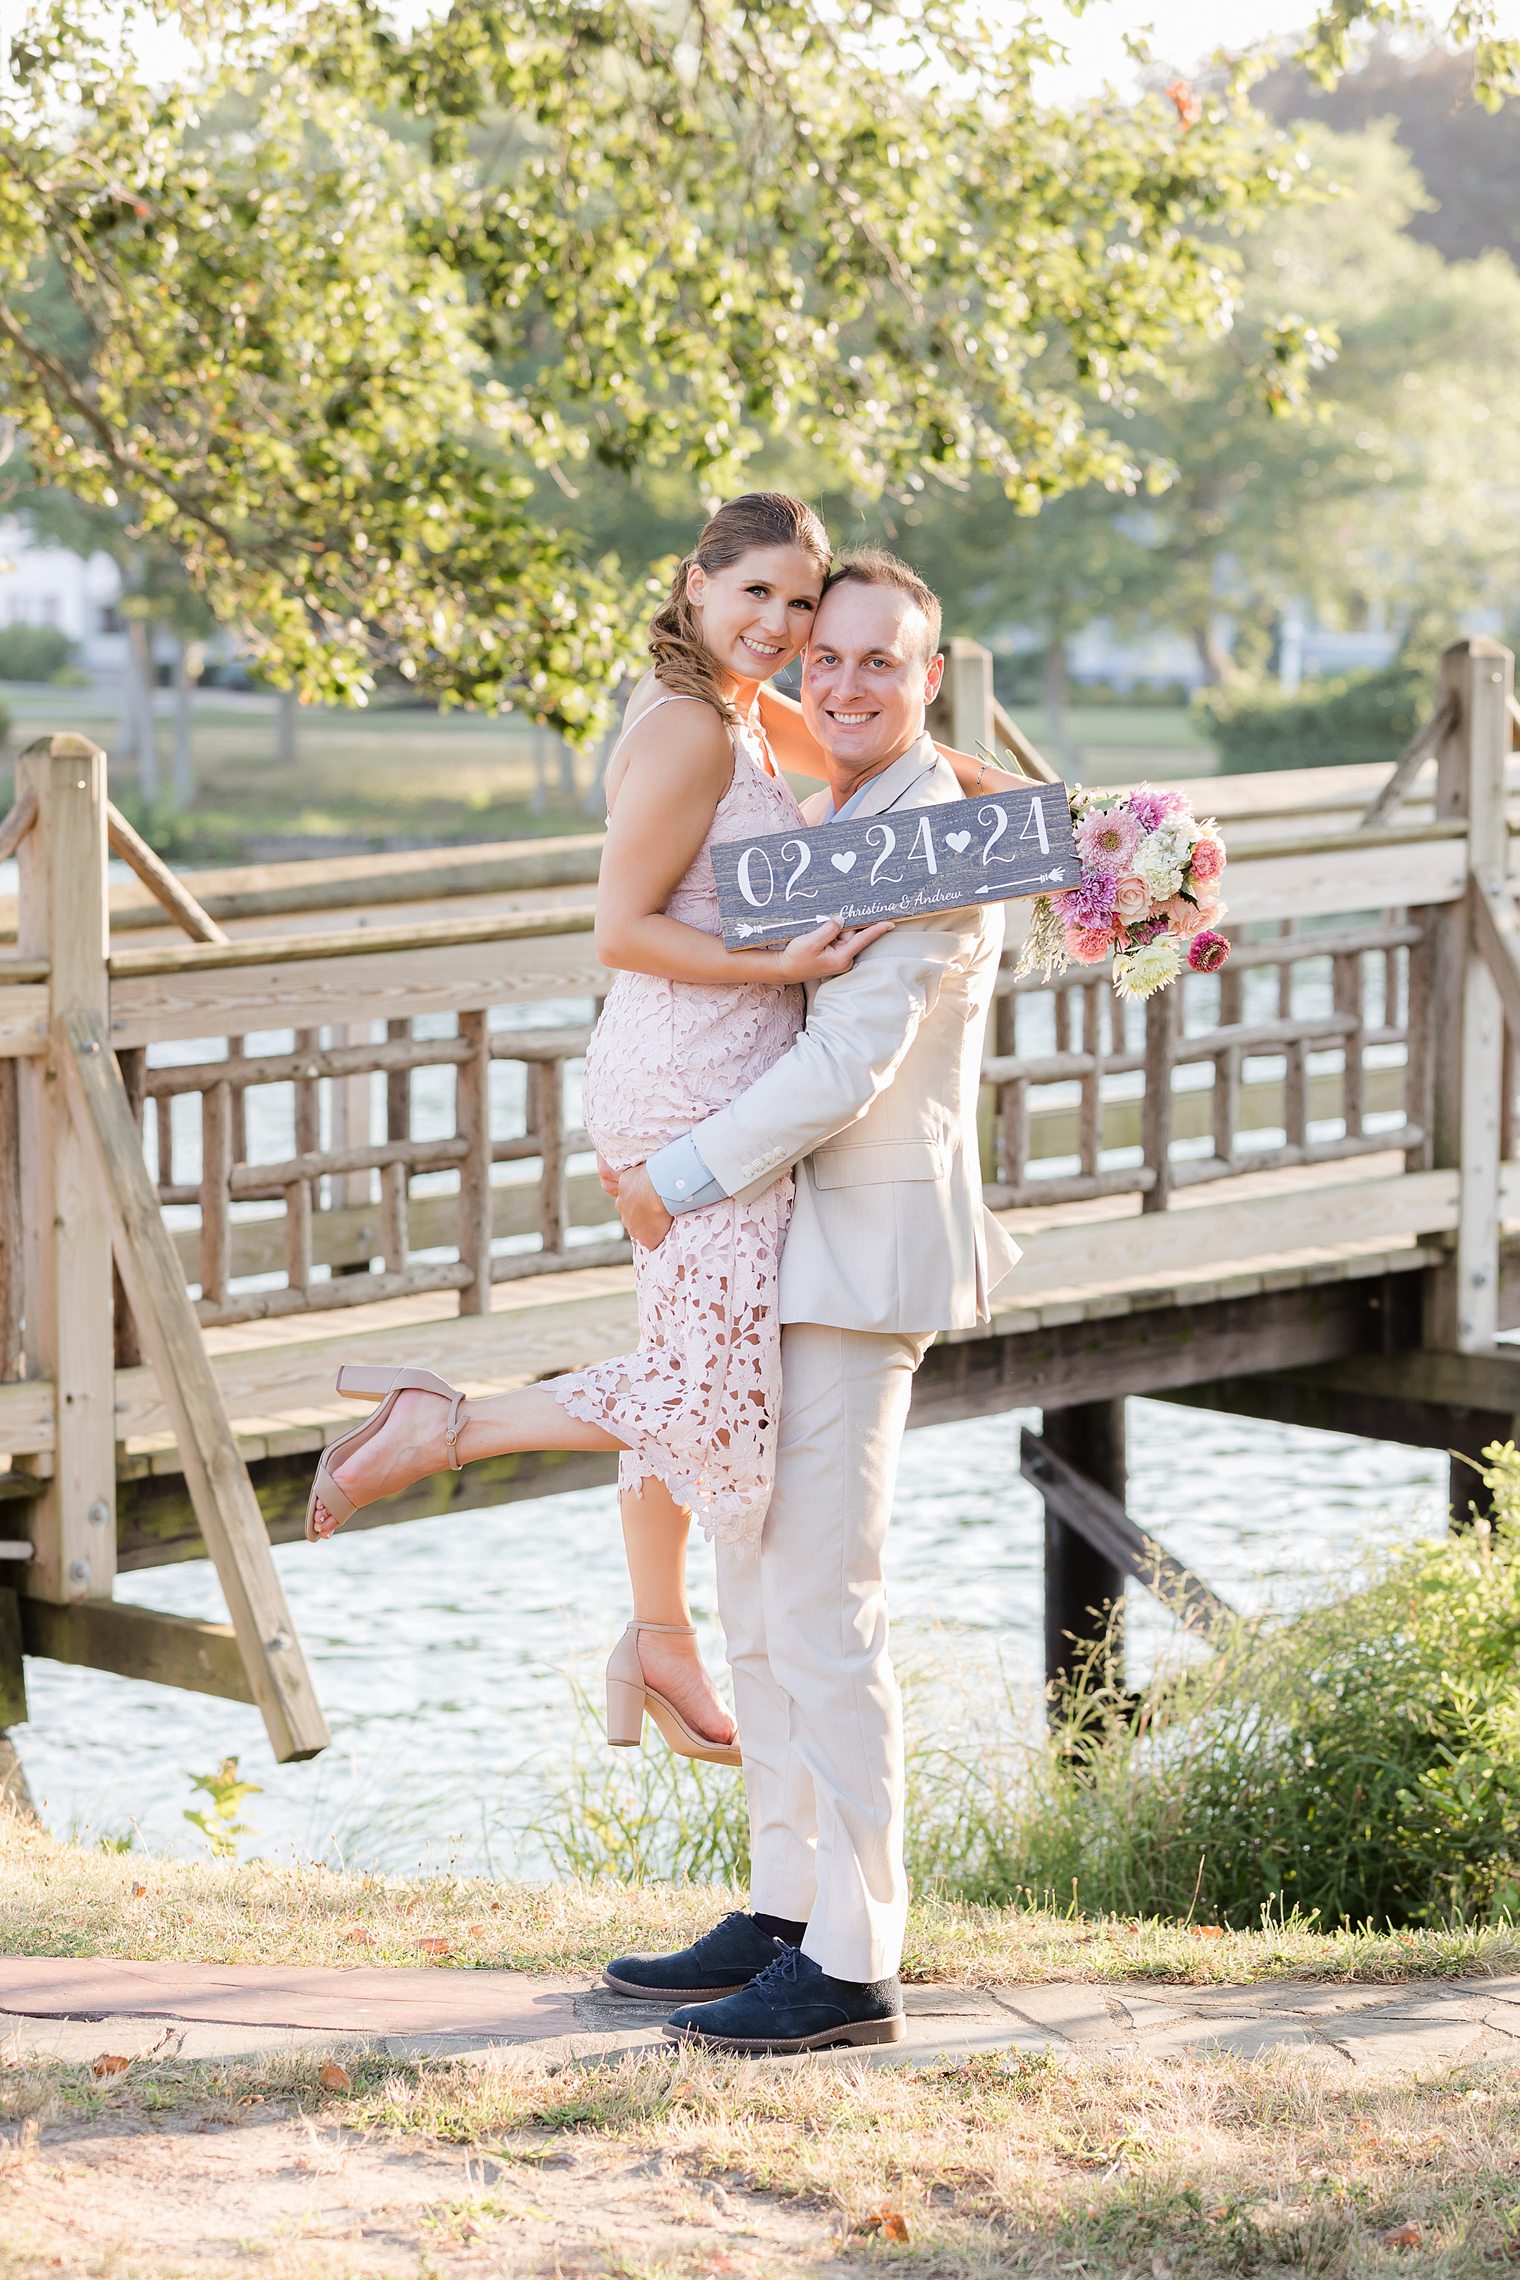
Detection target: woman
<box><xmin>305</xmin><ymin>492</ymin><xmax>1022</xmax><ymax>1766</ymax></box>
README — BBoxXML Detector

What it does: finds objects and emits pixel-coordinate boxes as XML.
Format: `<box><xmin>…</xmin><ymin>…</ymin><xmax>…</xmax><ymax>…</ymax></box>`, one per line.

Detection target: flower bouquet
<box><xmin>1018</xmin><ymin>782</ymin><xmax>1229</xmax><ymax>1000</ymax></box>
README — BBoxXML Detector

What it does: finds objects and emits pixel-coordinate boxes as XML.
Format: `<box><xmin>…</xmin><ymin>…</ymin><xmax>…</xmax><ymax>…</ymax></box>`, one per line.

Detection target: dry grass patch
<box><xmin>7</xmin><ymin>2041</ymin><xmax>1520</xmax><ymax>2277</ymax></box>
<box><xmin>7</xmin><ymin>1817</ymin><xmax>1520</xmax><ymax>1990</ymax></box>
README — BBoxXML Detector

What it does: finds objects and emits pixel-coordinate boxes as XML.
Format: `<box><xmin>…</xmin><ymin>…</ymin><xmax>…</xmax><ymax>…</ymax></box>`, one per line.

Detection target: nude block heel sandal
<box><xmin>304</xmin><ymin>1365</ymin><xmax>470</xmax><ymax>1543</ymax></box>
<box><xmin>605</xmin><ymin>1621</ymin><xmax>743</xmax><ymax>1769</ymax></box>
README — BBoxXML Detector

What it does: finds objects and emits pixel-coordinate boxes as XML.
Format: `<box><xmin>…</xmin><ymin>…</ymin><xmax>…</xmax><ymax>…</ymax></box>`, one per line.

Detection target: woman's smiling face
<box><xmin>686</xmin><ymin>543</ymin><xmax>826</xmax><ymax>683</ymax></box>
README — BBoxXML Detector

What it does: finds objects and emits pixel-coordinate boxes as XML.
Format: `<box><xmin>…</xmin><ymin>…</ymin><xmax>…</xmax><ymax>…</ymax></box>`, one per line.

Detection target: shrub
<box><xmin>950</xmin><ymin>1478</ymin><xmax>1520</xmax><ymax>1929</ymax></box>
<box><xmin>1199</xmin><ymin>661</ymin><xmax>1426</xmax><ymax>775</ymax></box>
<box><xmin>0</xmin><ymin>624</ymin><xmax>79</xmax><ymax>683</ymax></box>
<box><xmin>547</xmin><ymin>1469</ymin><xmax>1520</xmax><ymax>1930</ymax></box>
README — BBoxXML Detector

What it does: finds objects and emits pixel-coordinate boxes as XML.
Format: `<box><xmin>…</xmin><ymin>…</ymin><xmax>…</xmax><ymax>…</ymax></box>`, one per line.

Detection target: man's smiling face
<box><xmin>801</xmin><ymin>579</ymin><xmax>945</xmax><ymax>783</ymax></box>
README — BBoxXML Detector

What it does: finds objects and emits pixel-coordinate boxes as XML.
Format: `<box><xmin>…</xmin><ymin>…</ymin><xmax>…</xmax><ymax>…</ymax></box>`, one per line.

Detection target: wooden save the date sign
<box><xmin>711</xmin><ymin>781</ymin><xmax>1081</xmax><ymax>948</ymax></box>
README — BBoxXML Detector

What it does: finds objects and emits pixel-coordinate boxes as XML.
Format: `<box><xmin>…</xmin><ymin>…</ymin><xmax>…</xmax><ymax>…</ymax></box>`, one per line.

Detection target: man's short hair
<box><xmin>821</xmin><ymin>547</ymin><xmax>943</xmax><ymax>659</ymax></box>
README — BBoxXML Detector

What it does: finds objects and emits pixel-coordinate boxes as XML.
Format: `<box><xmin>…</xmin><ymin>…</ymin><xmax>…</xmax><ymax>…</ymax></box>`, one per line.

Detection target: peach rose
<box><xmin>1113</xmin><ymin>874</ymin><xmax>1151</xmax><ymax>924</ymax></box>
<box><xmin>1165</xmin><ymin>893</ymin><xmax>1208</xmax><ymax>938</ymax></box>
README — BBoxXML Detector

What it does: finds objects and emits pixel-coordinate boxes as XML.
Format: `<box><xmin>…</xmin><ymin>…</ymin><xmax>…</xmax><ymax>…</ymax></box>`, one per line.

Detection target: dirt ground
<box><xmin>2</xmin><ymin>2104</ymin><xmax>831</xmax><ymax>2279</ymax></box>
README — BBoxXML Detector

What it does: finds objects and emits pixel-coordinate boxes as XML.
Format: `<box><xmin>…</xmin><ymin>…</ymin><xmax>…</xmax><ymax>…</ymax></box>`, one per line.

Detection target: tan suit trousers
<box><xmin>715</xmin><ymin>1320</ymin><xmax>931</xmax><ymax>1985</ymax></box>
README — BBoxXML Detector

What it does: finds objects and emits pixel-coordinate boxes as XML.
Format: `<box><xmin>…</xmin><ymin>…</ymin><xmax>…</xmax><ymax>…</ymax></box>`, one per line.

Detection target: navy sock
<box><xmin>753</xmin><ymin>1911</ymin><xmax>808</xmax><ymax>1945</ymax></box>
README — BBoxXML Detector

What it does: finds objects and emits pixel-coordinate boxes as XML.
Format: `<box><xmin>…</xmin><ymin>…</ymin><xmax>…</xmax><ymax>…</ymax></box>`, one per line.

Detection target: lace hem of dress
<box><xmin>550</xmin><ymin>1377</ymin><xmax>769</xmax><ymax>1547</ymax></box>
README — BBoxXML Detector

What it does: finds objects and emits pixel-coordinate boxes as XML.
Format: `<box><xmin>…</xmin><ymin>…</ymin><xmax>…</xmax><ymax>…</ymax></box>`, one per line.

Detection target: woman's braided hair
<box><xmin>648</xmin><ymin>492</ymin><xmax>831</xmax><ymax>727</ymax></box>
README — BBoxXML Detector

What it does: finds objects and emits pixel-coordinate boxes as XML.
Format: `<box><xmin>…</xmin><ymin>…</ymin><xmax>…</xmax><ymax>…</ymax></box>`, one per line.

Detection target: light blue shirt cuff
<box><xmin>648</xmin><ymin>1133</ymin><xmax>728</xmax><ymax>1213</ymax></box>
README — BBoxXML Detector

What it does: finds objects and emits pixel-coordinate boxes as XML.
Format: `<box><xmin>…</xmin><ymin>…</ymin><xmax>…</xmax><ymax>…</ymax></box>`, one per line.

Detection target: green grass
<box><xmin>1009</xmin><ymin>701</ymin><xmax>1216</xmax><ymax>784</ymax></box>
<box><xmin>6</xmin><ymin>1809</ymin><xmax>1520</xmax><ymax>1988</ymax></box>
<box><xmin>0</xmin><ymin>684</ymin><xmax>600</xmax><ymax>861</ymax></box>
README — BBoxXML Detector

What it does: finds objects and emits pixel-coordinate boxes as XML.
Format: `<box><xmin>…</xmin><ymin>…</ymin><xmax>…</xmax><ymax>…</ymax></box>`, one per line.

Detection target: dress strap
<box><xmin>607</xmin><ymin>690</ymin><xmax>707</xmax><ymax>770</ymax></box>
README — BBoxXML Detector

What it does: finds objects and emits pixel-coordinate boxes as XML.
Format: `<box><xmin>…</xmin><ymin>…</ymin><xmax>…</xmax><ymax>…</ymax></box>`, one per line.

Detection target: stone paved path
<box><xmin>5</xmin><ymin>1957</ymin><xmax>1520</xmax><ymax>2072</ymax></box>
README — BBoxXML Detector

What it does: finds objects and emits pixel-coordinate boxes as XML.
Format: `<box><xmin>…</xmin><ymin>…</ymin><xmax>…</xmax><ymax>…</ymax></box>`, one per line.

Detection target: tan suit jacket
<box><xmin>690</xmin><ymin>735</ymin><xmax>1021</xmax><ymax>1334</ymax></box>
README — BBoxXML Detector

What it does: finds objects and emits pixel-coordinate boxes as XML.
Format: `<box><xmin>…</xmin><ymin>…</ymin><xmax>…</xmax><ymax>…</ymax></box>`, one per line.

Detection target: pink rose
<box><xmin>1189</xmin><ymin>834</ymin><xmax>1225</xmax><ymax>887</ymax></box>
<box><xmin>1196</xmin><ymin>895</ymin><xmax>1227</xmax><ymax>927</ymax></box>
<box><xmin>1113</xmin><ymin>874</ymin><xmax>1151</xmax><ymax>924</ymax></box>
<box><xmin>1165</xmin><ymin>893</ymin><xmax>1208</xmax><ymax>938</ymax></box>
<box><xmin>1065</xmin><ymin>925</ymin><xmax>1116</xmax><ymax>966</ymax></box>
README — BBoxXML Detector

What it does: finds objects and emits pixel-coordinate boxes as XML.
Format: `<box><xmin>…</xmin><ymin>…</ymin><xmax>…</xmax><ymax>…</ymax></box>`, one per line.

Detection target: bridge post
<box><xmin>1426</xmin><ymin>639</ymin><xmax>1511</xmax><ymax>1373</ymax></box>
<box><xmin>1040</xmin><ymin>1398</ymin><xmax>1127</xmax><ymax>1705</ymax></box>
<box><xmin>15</xmin><ymin>736</ymin><xmax>117</xmax><ymax>1605</ymax></box>
<box><xmin>934</xmin><ymin>638</ymin><xmax>995</xmax><ymax>752</ymax></box>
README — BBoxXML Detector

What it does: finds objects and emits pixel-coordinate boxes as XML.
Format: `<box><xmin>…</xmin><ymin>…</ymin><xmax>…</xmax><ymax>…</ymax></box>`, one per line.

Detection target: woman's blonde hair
<box><xmin>648</xmin><ymin>492</ymin><xmax>831</xmax><ymax>726</ymax></box>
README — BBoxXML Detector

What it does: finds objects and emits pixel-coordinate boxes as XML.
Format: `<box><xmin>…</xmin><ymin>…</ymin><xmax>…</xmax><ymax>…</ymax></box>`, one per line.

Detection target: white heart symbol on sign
<box><xmin>831</xmin><ymin>850</ymin><xmax>858</xmax><ymax>873</ymax></box>
<box><xmin>945</xmin><ymin>830</ymin><xmax>971</xmax><ymax>853</ymax></box>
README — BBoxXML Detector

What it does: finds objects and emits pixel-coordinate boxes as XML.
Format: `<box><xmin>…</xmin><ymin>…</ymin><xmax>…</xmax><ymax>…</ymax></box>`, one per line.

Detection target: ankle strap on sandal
<box><xmin>443</xmin><ymin>1389</ymin><xmax>468</xmax><ymax>1471</ymax></box>
<box><xmin>628</xmin><ymin>1619</ymin><xmax>696</xmax><ymax>1636</ymax></box>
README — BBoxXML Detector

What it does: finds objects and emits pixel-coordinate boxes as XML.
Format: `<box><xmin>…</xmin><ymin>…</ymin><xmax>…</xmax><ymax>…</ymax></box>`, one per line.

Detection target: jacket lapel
<box><xmin>830</xmin><ymin>733</ymin><xmax>940</xmax><ymax>825</ymax></box>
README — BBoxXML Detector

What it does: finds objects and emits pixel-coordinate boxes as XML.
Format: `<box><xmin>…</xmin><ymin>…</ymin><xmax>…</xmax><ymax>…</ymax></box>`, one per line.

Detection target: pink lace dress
<box><xmin>552</xmin><ymin>699</ymin><xmax>805</xmax><ymax>1544</ymax></box>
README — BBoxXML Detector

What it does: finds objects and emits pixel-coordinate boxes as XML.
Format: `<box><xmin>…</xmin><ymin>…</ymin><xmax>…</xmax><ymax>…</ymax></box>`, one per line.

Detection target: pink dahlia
<box><xmin>1187</xmin><ymin>929</ymin><xmax>1230</xmax><ymax>974</ymax></box>
<box><xmin>1113</xmin><ymin>874</ymin><xmax>1151</xmax><ymax>924</ymax></box>
<box><xmin>1189</xmin><ymin>833</ymin><xmax>1226</xmax><ymax>887</ymax></box>
<box><xmin>1075</xmin><ymin>806</ymin><xmax>1142</xmax><ymax>873</ymax></box>
<box><xmin>1125</xmin><ymin>782</ymin><xmax>1179</xmax><ymax>833</ymax></box>
<box><xmin>1066</xmin><ymin>925</ymin><xmax>1117</xmax><ymax>966</ymax></box>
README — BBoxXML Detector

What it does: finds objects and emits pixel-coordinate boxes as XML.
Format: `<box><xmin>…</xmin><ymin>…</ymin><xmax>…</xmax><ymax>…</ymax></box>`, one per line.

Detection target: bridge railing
<box><xmin>0</xmin><ymin>633</ymin><xmax>1517</xmax><ymax>1758</ymax></box>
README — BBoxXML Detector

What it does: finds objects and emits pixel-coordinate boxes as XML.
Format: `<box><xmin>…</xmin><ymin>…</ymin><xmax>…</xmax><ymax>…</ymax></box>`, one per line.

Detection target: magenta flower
<box><xmin>1127</xmin><ymin>782</ymin><xmax>1186</xmax><ymax>833</ymax></box>
<box><xmin>1076</xmin><ymin>806</ymin><xmax>1142</xmax><ymax>873</ymax></box>
<box><xmin>1058</xmin><ymin>870</ymin><xmax>1118</xmax><ymax>930</ymax></box>
<box><xmin>1187</xmin><ymin>929</ymin><xmax>1230</xmax><ymax>973</ymax></box>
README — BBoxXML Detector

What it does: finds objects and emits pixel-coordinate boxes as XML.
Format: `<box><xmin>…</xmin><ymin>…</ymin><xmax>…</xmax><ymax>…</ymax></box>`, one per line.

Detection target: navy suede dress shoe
<box><xmin>602</xmin><ymin>1911</ymin><xmax>794</xmax><ymax>2002</ymax></box>
<box><xmin>663</xmin><ymin>1945</ymin><xmax>906</xmax><ymax>2052</ymax></box>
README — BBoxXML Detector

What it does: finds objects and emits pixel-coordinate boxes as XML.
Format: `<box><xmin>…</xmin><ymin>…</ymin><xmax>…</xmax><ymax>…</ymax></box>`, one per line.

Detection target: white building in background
<box><xmin>1275</xmin><ymin>608</ymin><xmax>1401</xmax><ymax>694</ymax></box>
<box><xmin>0</xmin><ymin>520</ymin><xmax>127</xmax><ymax>674</ymax></box>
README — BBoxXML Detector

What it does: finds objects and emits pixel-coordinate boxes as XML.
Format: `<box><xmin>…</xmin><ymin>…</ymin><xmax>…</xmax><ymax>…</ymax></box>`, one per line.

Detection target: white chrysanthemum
<box><xmin>1113</xmin><ymin>938</ymin><xmax>1183</xmax><ymax>1000</ymax></box>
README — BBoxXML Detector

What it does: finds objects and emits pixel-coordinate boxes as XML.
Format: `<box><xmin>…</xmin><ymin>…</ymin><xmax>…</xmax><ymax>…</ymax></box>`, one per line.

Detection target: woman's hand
<box><xmin>615</xmin><ymin>1162</ymin><xmax>674</xmax><ymax>1250</ymax></box>
<box><xmin>773</xmin><ymin>917</ymin><xmax>895</xmax><ymax>985</ymax></box>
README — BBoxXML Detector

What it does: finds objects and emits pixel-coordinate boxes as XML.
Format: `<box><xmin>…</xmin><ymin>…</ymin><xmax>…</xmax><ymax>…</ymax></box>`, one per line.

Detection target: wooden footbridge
<box><xmin>2</xmin><ymin>635</ymin><xmax>1520</xmax><ymax>1763</ymax></box>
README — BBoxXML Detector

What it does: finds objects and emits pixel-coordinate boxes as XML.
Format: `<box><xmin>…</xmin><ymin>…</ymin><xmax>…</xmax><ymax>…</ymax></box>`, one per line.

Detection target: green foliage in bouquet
<box><xmin>1201</xmin><ymin>661</ymin><xmax>1426</xmax><ymax>775</ymax></box>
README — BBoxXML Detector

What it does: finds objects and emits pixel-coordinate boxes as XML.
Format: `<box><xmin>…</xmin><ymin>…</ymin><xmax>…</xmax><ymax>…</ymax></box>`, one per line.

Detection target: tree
<box><xmin>1257</xmin><ymin>37</ymin><xmax>1520</xmax><ymax>266</ymax></box>
<box><xmin>0</xmin><ymin>0</ymin><xmax>1316</xmax><ymax>740</ymax></box>
<box><xmin>889</xmin><ymin>480</ymin><xmax>1157</xmax><ymax>758</ymax></box>
<box><xmin>1278</xmin><ymin>2</ymin><xmax>1520</xmax><ymax>107</ymax></box>
<box><xmin>1127</xmin><ymin>125</ymin><xmax>1520</xmax><ymax>676</ymax></box>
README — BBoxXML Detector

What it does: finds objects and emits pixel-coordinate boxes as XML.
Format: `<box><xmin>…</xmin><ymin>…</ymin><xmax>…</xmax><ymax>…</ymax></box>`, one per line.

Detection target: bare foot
<box><xmin>310</xmin><ymin>1390</ymin><xmax>454</xmax><ymax>1538</ymax></box>
<box><xmin>637</xmin><ymin>1630</ymin><xmax>737</xmax><ymax>1750</ymax></box>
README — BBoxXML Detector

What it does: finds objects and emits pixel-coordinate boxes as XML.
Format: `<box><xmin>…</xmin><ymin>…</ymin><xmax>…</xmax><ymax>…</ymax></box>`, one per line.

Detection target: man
<box><xmin>608</xmin><ymin>549</ymin><xmax>1020</xmax><ymax>2052</ymax></box>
